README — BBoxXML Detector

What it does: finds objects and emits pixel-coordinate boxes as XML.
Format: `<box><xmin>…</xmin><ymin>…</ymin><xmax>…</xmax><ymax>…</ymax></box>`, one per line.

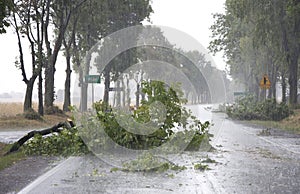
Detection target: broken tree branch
<box><xmin>5</xmin><ymin>119</ymin><xmax>75</xmax><ymax>155</ymax></box>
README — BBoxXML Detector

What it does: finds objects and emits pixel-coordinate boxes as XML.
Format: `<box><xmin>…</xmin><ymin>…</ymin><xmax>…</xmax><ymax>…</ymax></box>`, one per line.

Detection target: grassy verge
<box><xmin>0</xmin><ymin>142</ymin><xmax>26</xmax><ymax>171</ymax></box>
<box><xmin>244</xmin><ymin>109</ymin><xmax>300</xmax><ymax>134</ymax></box>
<box><xmin>0</xmin><ymin>114</ymin><xmax>70</xmax><ymax>131</ymax></box>
<box><xmin>0</xmin><ymin>102</ymin><xmax>68</xmax><ymax>171</ymax></box>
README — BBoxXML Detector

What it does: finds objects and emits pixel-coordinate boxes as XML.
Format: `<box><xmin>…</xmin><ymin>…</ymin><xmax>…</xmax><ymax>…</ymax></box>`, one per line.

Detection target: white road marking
<box><xmin>18</xmin><ymin>157</ymin><xmax>75</xmax><ymax>194</ymax></box>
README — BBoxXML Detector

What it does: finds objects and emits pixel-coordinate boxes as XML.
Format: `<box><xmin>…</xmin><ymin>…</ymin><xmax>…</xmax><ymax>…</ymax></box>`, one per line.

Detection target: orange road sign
<box><xmin>259</xmin><ymin>74</ymin><xmax>271</xmax><ymax>89</ymax></box>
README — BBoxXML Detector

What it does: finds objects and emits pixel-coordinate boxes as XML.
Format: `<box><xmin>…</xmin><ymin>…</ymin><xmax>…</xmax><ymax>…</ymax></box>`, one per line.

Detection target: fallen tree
<box><xmin>5</xmin><ymin>120</ymin><xmax>75</xmax><ymax>155</ymax></box>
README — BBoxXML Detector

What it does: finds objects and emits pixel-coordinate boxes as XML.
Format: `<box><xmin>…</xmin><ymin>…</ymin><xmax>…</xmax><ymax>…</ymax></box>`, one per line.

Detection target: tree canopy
<box><xmin>3</xmin><ymin>0</ymin><xmax>153</xmax><ymax>114</ymax></box>
<box><xmin>209</xmin><ymin>0</ymin><xmax>300</xmax><ymax>105</ymax></box>
<box><xmin>0</xmin><ymin>0</ymin><xmax>12</xmax><ymax>33</ymax></box>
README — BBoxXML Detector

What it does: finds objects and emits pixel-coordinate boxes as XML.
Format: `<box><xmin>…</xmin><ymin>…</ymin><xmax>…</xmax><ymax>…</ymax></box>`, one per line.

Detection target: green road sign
<box><xmin>85</xmin><ymin>75</ymin><xmax>101</xmax><ymax>83</ymax></box>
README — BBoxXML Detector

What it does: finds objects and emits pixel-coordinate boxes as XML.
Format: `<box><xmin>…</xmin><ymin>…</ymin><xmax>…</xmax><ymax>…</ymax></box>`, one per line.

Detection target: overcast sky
<box><xmin>0</xmin><ymin>0</ymin><xmax>226</xmax><ymax>94</ymax></box>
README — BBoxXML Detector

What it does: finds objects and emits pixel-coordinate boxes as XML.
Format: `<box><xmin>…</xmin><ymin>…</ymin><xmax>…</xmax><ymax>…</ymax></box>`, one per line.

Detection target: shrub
<box><xmin>227</xmin><ymin>95</ymin><xmax>292</xmax><ymax>121</ymax></box>
<box><xmin>44</xmin><ymin>106</ymin><xmax>64</xmax><ymax>115</ymax></box>
<box><xmin>23</xmin><ymin>109</ymin><xmax>42</xmax><ymax>120</ymax></box>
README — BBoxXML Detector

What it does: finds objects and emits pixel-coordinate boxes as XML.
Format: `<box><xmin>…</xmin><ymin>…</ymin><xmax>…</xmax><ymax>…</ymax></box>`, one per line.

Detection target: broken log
<box><xmin>5</xmin><ymin>119</ymin><xmax>75</xmax><ymax>155</ymax></box>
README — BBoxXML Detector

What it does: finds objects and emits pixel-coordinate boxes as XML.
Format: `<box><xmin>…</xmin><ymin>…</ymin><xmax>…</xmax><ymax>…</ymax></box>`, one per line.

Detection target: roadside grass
<box><xmin>0</xmin><ymin>114</ymin><xmax>70</xmax><ymax>131</ymax></box>
<box><xmin>0</xmin><ymin>142</ymin><xmax>26</xmax><ymax>171</ymax></box>
<box><xmin>0</xmin><ymin>102</ymin><xmax>31</xmax><ymax>117</ymax></box>
<box><xmin>0</xmin><ymin>102</ymin><xmax>69</xmax><ymax>130</ymax></box>
<box><xmin>0</xmin><ymin>102</ymin><xmax>64</xmax><ymax>117</ymax></box>
<box><xmin>245</xmin><ymin>109</ymin><xmax>300</xmax><ymax>134</ymax></box>
<box><xmin>0</xmin><ymin>102</ymin><xmax>67</xmax><ymax>172</ymax></box>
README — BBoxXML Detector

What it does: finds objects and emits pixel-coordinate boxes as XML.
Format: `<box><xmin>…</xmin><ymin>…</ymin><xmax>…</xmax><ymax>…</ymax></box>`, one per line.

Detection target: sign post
<box><xmin>259</xmin><ymin>74</ymin><xmax>271</xmax><ymax>101</ymax></box>
<box><xmin>85</xmin><ymin>75</ymin><xmax>101</xmax><ymax>106</ymax></box>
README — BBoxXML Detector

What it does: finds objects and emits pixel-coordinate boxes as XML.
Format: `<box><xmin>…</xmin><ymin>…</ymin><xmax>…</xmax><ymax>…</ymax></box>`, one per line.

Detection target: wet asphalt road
<box><xmin>0</xmin><ymin>130</ymin><xmax>32</xmax><ymax>144</ymax></box>
<box><xmin>17</xmin><ymin>105</ymin><xmax>300</xmax><ymax>194</ymax></box>
<box><xmin>207</xmin><ymin>119</ymin><xmax>300</xmax><ymax>194</ymax></box>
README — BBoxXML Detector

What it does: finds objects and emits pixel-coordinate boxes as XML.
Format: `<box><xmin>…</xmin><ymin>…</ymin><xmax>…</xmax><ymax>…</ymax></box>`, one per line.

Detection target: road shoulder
<box><xmin>0</xmin><ymin>156</ymin><xmax>63</xmax><ymax>194</ymax></box>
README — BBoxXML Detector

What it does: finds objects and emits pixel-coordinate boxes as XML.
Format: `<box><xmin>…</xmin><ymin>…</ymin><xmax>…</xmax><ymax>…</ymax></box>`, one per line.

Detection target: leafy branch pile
<box><xmin>23</xmin><ymin>81</ymin><xmax>211</xmax><ymax>157</ymax></box>
<box><xmin>118</xmin><ymin>153</ymin><xmax>215</xmax><ymax>173</ymax></box>
<box><xmin>23</xmin><ymin>128</ymin><xmax>89</xmax><ymax>156</ymax></box>
<box><xmin>90</xmin><ymin>81</ymin><xmax>211</xmax><ymax>151</ymax></box>
<box><xmin>226</xmin><ymin>95</ymin><xmax>292</xmax><ymax>121</ymax></box>
<box><xmin>119</xmin><ymin>152</ymin><xmax>187</xmax><ymax>173</ymax></box>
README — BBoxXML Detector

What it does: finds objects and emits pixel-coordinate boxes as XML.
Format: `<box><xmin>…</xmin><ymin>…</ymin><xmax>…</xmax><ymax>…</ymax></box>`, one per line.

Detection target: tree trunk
<box><xmin>38</xmin><ymin>71</ymin><xmax>44</xmax><ymax>116</ymax></box>
<box><xmin>279</xmin><ymin>3</ymin><xmax>299</xmax><ymax>106</ymax></box>
<box><xmin>78</xmin><ymin>68</ymin><xmax>84</xmax><ymax>111</ymax></box>
<box><xmin>141</xmin><ymin>84</ymin><xmax>145</xmax><ymax>103</ymax></box>
<box><xmin>103</xmin><ymin>71</ymin><xmax>111</xmax><ymax>107</ymax></box>
<box><xmin>81</xmin><ymin>51</ymin><xmax>92</xmax><ymax>111</ymax></box>
<box><xmin>289</xmin><ymin>56</ymin><xmax>298</xmax><ymax>107</ymax></box>
<box><xmin>140</xmin><ymin>72</ymin><xmax>145</xmax><ymax>103</ymax></box>
<box><xmin>192</xmin><ymin>94</ymin><xmax>196</xmax><ymax>104</ymax></box>
<box><xmin>281</xmin><ymin>73</ymin><xmax>287</xmax><ymax>103</ymax></box>
<box><xmin>44</xmin><ymin>0</ymin><xmax>53</xmax><ymax>110</ymax></box>
<box><xmin>116</xmin><ymin>80</ymin><xmax>121</xmax><ymax>107</ymax></box>
<box><xmin>24</xmin><ymin>78</ymin><xmax>35</xmax><ymax>112</ymax></box>
<box><xmin>268</xmin><ymin>62</ymin><xmax>277</xmax><ymax>99</ymax></box>
<box><xmin>80</xmin><ymin>72</ymin><xmax>88</xmax><ymax>112</ymax></box>
<box><xmin>271</xmin><ymin>65</ymin><xmax>278</xmax><ymax>100</ymax></box>
<box><xmin>44</xmin><ymin>7</ymin><xmax>71</xmax><ymax>111</ymax></box>
<box><xmin>122</xmin><ymin>77</ymin><xmax>126</xmax><ymax>107</ymax></box>
<box><xmin>185</xmin><ymin>91</ymin><xmax>189</xmax><ymax>103</ymax></box>
<box><xmin>255</xmin><ymin>77</ymin><xmax>260</xmax><ymax>101</ymax></box>
<box><xmin>126</xmin><ymin>76</ymin><xmax>130</xmax><ymax>106</ymax></box>
<box><xmin>136</xmin><ymin>83</ymin><xmax>140</xmax><ymax>108</ymax></box>
<box><xmin>44</xmin><ymin>63</ymin><xmax>55</xmax><ymax>109</ymax></box>
<box><xmin>63</xmin><ymin>54</ymin><xmax>72</xmax><ymax>111</ymax></box>
<box><xmin>272</xmin><ymin>82</ymin><xmax>276</xmax><ymax>100</ymax></box>
<box><xmin>268</xmin><ymin>64</ymin><xmax>273</xmax><ymax>99</ymax></box>
<box><xmin>288</xmin><ymin>52</ymin><xmax>299</xmax><ymax>106</ymax></box>
<box><xmin>13</xmin><ymin>7</ymin><xmax>41</xmax><ymax>114</ymax></box>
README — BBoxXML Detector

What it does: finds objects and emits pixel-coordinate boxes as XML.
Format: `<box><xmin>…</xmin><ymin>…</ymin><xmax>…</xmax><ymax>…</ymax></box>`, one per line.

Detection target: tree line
<box><xmin>209</xmin><ymin>0</ymin><xmax>300</xmax><ymax>106</ymax></box>
<box><xmin>86</xmin><ymin>26</ymin><xmax>228</xmax><ymax>108</ymax></box>
<box><xmin>0</xmin><ymin>0</ymin><xmax>152</xmax><ymax>116</ymax></box>
<box><xmin>1</xmin><ymin>1</ymin><xmax>230</xmax><ymax>116</ymax></box>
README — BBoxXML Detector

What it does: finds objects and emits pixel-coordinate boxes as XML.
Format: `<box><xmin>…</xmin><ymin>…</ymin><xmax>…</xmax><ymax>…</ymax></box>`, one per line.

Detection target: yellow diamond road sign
<box><xmin>260</xmin><ymin>74</ymin><xmax>271</xmax><ymax>89</ymax></box>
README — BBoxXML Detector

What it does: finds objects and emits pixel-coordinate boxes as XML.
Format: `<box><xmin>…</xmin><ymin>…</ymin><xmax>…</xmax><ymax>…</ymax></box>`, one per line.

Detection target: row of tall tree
<box><xmin>1</xmin><ymin>1</ymin><xmax>229</xmax><ymax>112</ymax></box>
<box><xmin>209</xmin><ymin>0</ymin><xmax>300</xmax><ymax>105</ymax></box>
<box><xmin>90</xmin><ymin>26</ymin><xmax>227</xmax><ymax>107</ymax></box>
<box><xmin>0</xmin><ymin>0</ymin><xmax>152</xmax><ymax>115</ymax></box>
